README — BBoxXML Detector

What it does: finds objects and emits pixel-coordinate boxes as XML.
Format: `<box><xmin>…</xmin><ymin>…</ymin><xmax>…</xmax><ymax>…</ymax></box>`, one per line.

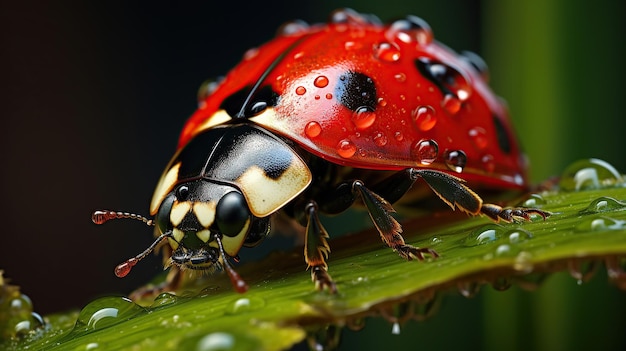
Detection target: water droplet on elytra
<box><xmin>559</xmin><ymin>158</ymin><xmax>623</xmax><ymax>191</ymax></box>
<box><xmin>394</xmin><ymin>131</ymin><xmax>404</xmax><ymax>141</ymax></box>
<box><xmin>373</xmin><ymin>132</ymin><xmax>388</xmax><ymax>146</ymax></box>
<box><xmin>481</xmin><ymin>154</ymin><xmax>495</xmax><ymax>173</ymax></box>
<box><xmin>442</xmin><ymin>94</ymin><xmax>462</xmax><ymax>114</ymax></box>
<box><xmin>373</xmin><ymin>42</ymin><xmax>401</xmax><ymax>62</ymax></box>
<box><xmin>388</xmin><ymin>15</ymin><xmax>433</xmax><ymax>45</ymax></box>
<box><xmin>314</xmin><ymin>75</ymin><xmax>329</xmax><ymax>88</ymax></box>
<box><xmin>445</xmin><ymin>150</ymin><xmax>467</xmax><ymax>173</ymax></box>
<box><xmin>411</xmin><ymin>139</ymin><xmax>438</xmax><ymax>165</ymax></box>
<box><xmin>468</xmin><ymin>127</ymin><xmax>489</xmax><ymax>150</ymax></box>
<box><xmin>305</xmin><ymin>121</ymin><xmax>322</xmax><ymax>138</ymax></box>
<box><xmin>325</xmin><ymin>93</ymin><xmax>333</xmax><ymax>99</ymax></box>
<box><xmin>580</xmin><ymin>196</ymin><xmax>626</xmax><ymax>214</ymax></box>
<box><xmin>295</xmin><ymin>86</ymin><xmax>306</xmax><ymax>95</ymax></box>
<box><xmin>276</xmin><ymin>19</ymin><xmax>309</xmax><ymax>36</ymax></box>
<box><xmin>351</xmin><ymin>106</ymin><xmax>377</xmax><ymax>130</ymax></box>
<box><xmin>394</xmin><ymin>73</ymin><xmax>407</xmax><ymax>82</ymax></box>
<box><xmin>412</xmin><ymin>105</ymin><xmax>437</xmax><ymax>131</ymax></box>
<box><xmin>337</xmin><ymin>139</ymin><xmax>357</xmax><ymax>158</ymax></box>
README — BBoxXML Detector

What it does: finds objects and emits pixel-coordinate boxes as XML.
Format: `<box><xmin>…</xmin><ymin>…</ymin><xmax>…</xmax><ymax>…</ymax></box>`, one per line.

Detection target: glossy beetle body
<box><xmin>93</xmin><ymin>9</ymin><xmax>548</xmax><ymax>295</ymax></box>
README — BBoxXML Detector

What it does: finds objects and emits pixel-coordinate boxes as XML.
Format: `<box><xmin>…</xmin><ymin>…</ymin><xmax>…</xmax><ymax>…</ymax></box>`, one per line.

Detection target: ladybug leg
<box><xmin>413</xmin><ymin>169</ymin><xmax>550</xmax><ymax>222</ymax></box>
<box><xmin>352</xmin><ymin>180</ymin><xmax>439</xmax><ymax>261</ymax></box>
<box><xmin>304</xmin><ymin>201</ymin><xmax>337</xmax><ymax>293</ymax></box>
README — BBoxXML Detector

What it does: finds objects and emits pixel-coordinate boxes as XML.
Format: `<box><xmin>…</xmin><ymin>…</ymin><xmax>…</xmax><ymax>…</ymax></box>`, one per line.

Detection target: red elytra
<box><xmin>179</xmin><ymin>13</ymin><xmax>527</xmax><ymax>191</ymax></box>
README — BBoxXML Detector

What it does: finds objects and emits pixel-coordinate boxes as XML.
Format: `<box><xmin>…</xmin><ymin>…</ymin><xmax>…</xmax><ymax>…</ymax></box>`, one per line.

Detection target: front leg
<box><xmin>303</xmin><ymin>201</ymin><xmax>337</xmax><ymax>293</ymax></box>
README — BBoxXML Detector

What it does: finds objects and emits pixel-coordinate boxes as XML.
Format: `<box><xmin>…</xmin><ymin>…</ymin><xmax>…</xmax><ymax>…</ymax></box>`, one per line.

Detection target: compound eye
<box><xmin>215</xmin><ymin>191</ymin><xmax>250</xmax><ymax>237</ymax></box>
<box><xmin>176</xmin><ymin>185</ymin><xmax>189</xmax><ymax>200</ymax></box>
<box><xmin>156</xmin><ymin>194</ymin><xmax>175</xmax><ymax>233</ymax></box>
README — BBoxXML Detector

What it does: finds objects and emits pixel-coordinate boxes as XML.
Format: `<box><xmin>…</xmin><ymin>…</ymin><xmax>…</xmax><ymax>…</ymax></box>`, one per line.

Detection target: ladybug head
<box><xmin>91</xmin><ymin>179</ymin><xmax>269</xmax><ymax>292</ymax></box>
<box><xmin>154</xmin><ymin>179</ymin><xmax>270</xmax><ymax>270</ymax></box>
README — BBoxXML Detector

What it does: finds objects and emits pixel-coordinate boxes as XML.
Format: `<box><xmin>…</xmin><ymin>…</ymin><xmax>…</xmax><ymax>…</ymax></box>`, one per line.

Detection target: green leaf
<box><xmin>4</xmin><ymin>163</ymin><xmax>626</xmax><ymax>350</ymax></box>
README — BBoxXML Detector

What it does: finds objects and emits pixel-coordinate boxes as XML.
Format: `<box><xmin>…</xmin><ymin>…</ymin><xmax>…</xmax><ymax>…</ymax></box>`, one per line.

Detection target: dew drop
<box><xmin>411</xmin><ymin>139</ymin><xmax>438</xmax><ymax>165</ymax></box>
<box><xmin>295</xmin><ymin>86</ymin><xmax>306</xmax><ymax>95</ymax></box>
<box><xmin>197</xmin><ymin>332</ymin><xmax>235</xmax><ymax>351</ymax></box>
<box><xmin>276</xmin><ymin>19</ymin><xmax>309</xmax><ymax>36</ymax></box>
<box><xmin>225</xmin><ymin>297</ymin><xmax>265</xmax><ymax>315</ymax></box>
<box><xmin>150</xmin><ymin>292</ymin><xmax>179</xmax><ymax>309</ymax></box>
<box><xmin>522</xmin><ymin>194</ymin><xmax>547</xmax><ymax>207</ymax></box>
<box><xmin>305</xmin><ymin>121</ymin><xmax>322</xmax><ymax>138</ymax></box>
<box><xmin>468</xmin><ymin>127</ymin><xmax>489</xmax><ymax>150</ymax></box>
<box><xmin>445</xmin><ymin>150</ymin><xmax>467</xmax><ymax>173</ymax></box>
<box><xmin>506</xmin><ymin>228</ymin><xmax>533</xmax><ymax>244</ymax></box>
<box><xmin>580</xmin><ymin>196</ymin><xmax>626</xmax><ymax>214</ymax></box>
<box><xmin>378</xmin><ymin>98</ymin><xmax>387</xmax><ymax>107</ymax></box>
<box><xmin>388</xmin><ymin>15</ymin><xmax>434</xmax><ymax>45</ymax></box>
<box><xmin>412</xmin><ymin>105</ymin><xmax>437</xmax><ymax>131</ymax></box>
<box><xmin>351</xmin><ymin>106</ymin><xmax>377</xmax><ymax>130</ymax></box>
<box><xmin>75</xmin><ymin>297</ymin><xmax>145</xmax><ymax>332</ymax></box>
<box><xmin>314</xmin><ymin>95</ymin><xmax>320</xmax><ymax>100</ymax></box>
<box><xmin>325</xmin><ymin>93</ymin><xmax>333</xmax><ymax>99</ymax></box>
<box><xmin>373</xmin><ymin>42</ymin><xmax>401</xmax><ymax>62</ymax></box>
<box><xmin>559</xmin><ymin>158</ymin><xmax>623</xmax><ymax>191</ymax></box>
<box><xmin>197</xmin><ymin>78</ymin><xmax>222</xmax><ymax>105</ymax></box>
<box><xmin>314</xmin><ymin>75</ymin><xmax>329</xmax><ymax>88</ymax></box>
<box><xmin>394</xmin><ymin>131</ymin><xmax>404</xmax><ymax>141</ymax></box>
<box><xmin>337</xmin><ymin>139</ymin><xmax>357</xmax><ymax>158</ymax></box>
<box><xmin>575</xmin><ymin>216</ymin><xmax>626</xmax><ymax>232</ymax></box>
<box><xmin>457</xmin><ymin>281</ymin><xmax>481</xmax><ymax>298</ymax></box>
<box><xmin>513</xmin><ymin>251</ymin><xmax>534</xmax><ymax>273</ymax></box>
<box><xmin>442</xmin><ymin>94</ymin><xmax>462</xmax><ymax>115</ymax></box>
<box><xmin>463</xmin><ymin>224</ymin><xmax>504</xmax><ymax>246</ymax></box>
<box><xmin>373</xmin><ymin>132</ymin><xmax>388</xmax><ymax>146</ymax></box>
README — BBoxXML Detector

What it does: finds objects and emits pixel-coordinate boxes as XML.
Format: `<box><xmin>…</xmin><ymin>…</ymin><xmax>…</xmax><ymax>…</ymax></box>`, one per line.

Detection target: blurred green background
<box><xmin>1</xmin><ymin>0</ymin><xmax>624</xmax><ymax>350</ymax></box>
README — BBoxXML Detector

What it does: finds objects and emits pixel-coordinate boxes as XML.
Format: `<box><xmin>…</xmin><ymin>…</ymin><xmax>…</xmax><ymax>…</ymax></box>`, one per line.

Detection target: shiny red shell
<box><xmin>179</xmin><ymin>11</ymin><xmax>528</xmax><ymax>190</ymax></box>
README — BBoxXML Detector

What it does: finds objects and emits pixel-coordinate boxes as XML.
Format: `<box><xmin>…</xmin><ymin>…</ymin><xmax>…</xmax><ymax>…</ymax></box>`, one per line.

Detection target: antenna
<box><xmin>92</xmin><ymin>209</ymin><xmax>163</xmax><ymax>277</ymax></box>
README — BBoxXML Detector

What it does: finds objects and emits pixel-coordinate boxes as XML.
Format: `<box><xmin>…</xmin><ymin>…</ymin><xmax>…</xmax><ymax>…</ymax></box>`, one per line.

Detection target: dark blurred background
<box><xmin>1</xmin><ymin>1</ymin><xmax>624</xmax><ymax>350</ymax></box>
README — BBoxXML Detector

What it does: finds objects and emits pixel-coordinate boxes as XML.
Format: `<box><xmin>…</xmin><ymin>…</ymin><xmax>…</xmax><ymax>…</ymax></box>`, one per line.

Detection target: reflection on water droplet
<box><xmin>225</xmin><ymin>297</ymin><xmax>265</xmax><ymax>315</ymax></box>
<box><xmin>522</xmin><ymin>194</ymin><xmax>547</xmax><ymax>207</ymax></box>
<box><xmin>464</xmin><ymin>224</ymin><xmax>504</xmax><ymax>246</ymax></box>
<box><xmin>445</xmin><ymin>150</ymin><xmax>467</xmax><ymax>173</ymax></box>
<box><xmin>197</xmin><ymin>332</ymin><xmax>235</xmax><ymax>351</ymax></box>
<box><xmin>506</xmin><ymin>228</ymin><xmax>533</xmax><ymax>244</ymax></box>
<box><xmin>305</xmin><ymin>121</ymin><xmax>322</xmax><ymax>138</ymax></box>
<box><xmin>373</xmin><ymin>132</ymin><xmax>388</xmax><ymax>146</ymax></box>
<box><xmin>351</xmin><ymin>106</ymin><xmax>377</xmax><ymax>130</ymax></box>
<box><xmin>468</xmin><ymin>127</ymin><xmax>488</xmax><ymax>150</ymax></box>
<box><xmin>457</xmin><ymin>281</ymin><xmax>480</xmax><ymax>298</ymax></box>
<box><xmin>150</xmin><ymin>292</ymin><xmax>179</xmax><ymax>309</ymax></box>
<box><xmin>391</xmin><ymin>322</ymin><xmax>401</xmax><ymax>335</ymax></box>
<box><xmin>442</xmin><ymin>94</ymin><xmax>461</xmax><ymax>114</ymax></box>
<box><xmin>411</xmin><ymin>139</ymin><xmax>438</xmax><ymax>165</ymax></box>
<box><xmin>580</xmin><ymin>196</ymin><xmax>626</xmax><ymax>214</ymax></box>
<box><xmin>559</xmin><ymin>158</ymin><xmax>624</xmax><ymax>191</ymax></box>
<box><xmin>575</xmin><ymin>216</ymin><xmax>626</xmax><ymax>232</ymax></box>
<box><xmin>412</xmin><ymin>105</ymin><xmax>437</xmax><ymax>131</ymax></box>
<box><xmin>74</xmin><ymin>297</ymin><xmax>146</xmax><ymax>333</ymax></box>
<box><xmin>314</xmin><ymin>75</ymin><xmax>329</xmax><ymax>88</ymax></box>
<box><xmin>337</xmin><ymin>139</ymin><xmax>357</xmax><ymax>158</ymax></box>
<box><xmin>513</xmin><ymin>251</ymin><xmax>534</xmax><ymax>273</ymax></box>
<box><xmin>373</xmin><ymin>42</ymin><xmax>401</xmax><ymax>62</ymax></box>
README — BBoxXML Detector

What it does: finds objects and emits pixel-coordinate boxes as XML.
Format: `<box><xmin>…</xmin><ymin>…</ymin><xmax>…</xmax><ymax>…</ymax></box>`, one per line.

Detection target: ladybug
<box><xmin>93</xmin><ymin>9</ymin><xmax>549</xmax><ymax>295</ymax></box>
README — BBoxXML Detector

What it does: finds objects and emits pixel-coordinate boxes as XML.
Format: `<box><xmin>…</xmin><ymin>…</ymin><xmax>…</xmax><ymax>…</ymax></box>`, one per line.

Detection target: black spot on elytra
<box><xmin>220</xmin><ymin>85</ymin><xmax>279</xmax><ymax>119</ymax></box>
<box><xmin>415</xmin><ymin>57</ymin><xmax>457</xmax><ymax>97</ymax></box>
<box><xmin>493</xmin><ymin>114</ymin><xmax>512</xmax><ymax>154</ymax></box>
<box><xmin>335</xmin><ymin>71</ymin><xmax>377</xmax><ymax>111</ymax></box>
